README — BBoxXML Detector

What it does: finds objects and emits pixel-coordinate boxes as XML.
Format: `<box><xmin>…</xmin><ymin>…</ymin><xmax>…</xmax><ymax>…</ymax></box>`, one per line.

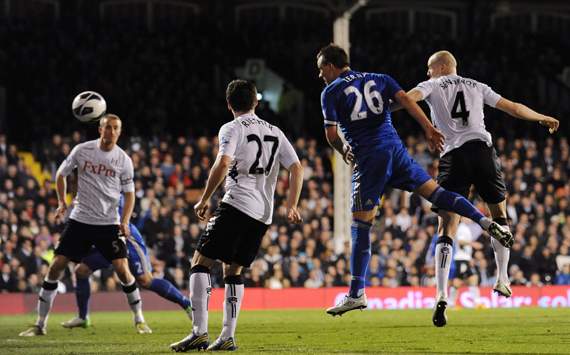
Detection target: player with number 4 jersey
<box><xmin>394</xmin><ymin>50</ymin><xmax>559</xmax><ymax>327</ymax></box>
<box><xmin>316</xmin><ymin>44</ymin><xmax>514</xmax><ymax>318</ymax></box>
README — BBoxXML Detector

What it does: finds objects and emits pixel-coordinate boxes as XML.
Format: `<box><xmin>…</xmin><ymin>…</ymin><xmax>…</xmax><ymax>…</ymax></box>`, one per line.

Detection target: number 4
<box><xmin>451</xmin><ymin>91</ymin><xmax>470</xmax><ymax>126</ymax></box>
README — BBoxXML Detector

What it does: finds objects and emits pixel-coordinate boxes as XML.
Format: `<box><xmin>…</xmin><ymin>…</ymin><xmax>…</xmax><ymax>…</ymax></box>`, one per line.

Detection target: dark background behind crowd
<box><xmin>1</xmin><ymin>0</ymin><xmax>569</xmax><ymax>293</ymax></box>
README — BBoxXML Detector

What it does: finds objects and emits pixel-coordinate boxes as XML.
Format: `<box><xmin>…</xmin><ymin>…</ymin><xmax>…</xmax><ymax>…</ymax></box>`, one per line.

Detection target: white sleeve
<box><xmin>481</xmin><ymin>83</ymin><xmax>501</xmax><ymax>107</ymax></box>
<box><xmin>56</xmin><ymin>145</ymin><xmax>80</xmax><ymax>177</ymax></box>
<box><xmin>218</xmin><ymin>122</ymin><xmax>239</xmax><ymax>158</ymax></box>
<box><xmin>120</xmin><ymin>156</ymin><xmax>135</xmax><ymax>193</ymax></box>
<box><xmin>278</xmin><ymin>130</ymin><xmax>300</xmax><ymax>169</ymax></box>
<box><xmin>415</xmin><ymin>80</ymin><xmax>435</xmax><ymax>100</ymax></box>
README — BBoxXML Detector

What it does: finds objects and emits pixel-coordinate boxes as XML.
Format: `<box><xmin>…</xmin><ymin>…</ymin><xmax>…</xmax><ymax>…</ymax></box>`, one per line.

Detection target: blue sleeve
<box><xmin>320</xmin><ymin>88</ymin><xmax>338</xmax><ymax>126</ymax></box>
<box><xmin>381</xmin><ymin>74</ymin><xmax>403</xmax><ymax>100</ymax></box>
<box><xmin>129</xmin><ymin>223</ymin><xmax>146</xmax><ymax>246</ymax></box>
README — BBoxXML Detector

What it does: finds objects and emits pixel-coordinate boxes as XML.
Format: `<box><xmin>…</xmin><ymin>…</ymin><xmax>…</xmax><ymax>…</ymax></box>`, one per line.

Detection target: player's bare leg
<box><xmin>170</xmin><ymin>252</ymin><xmax>215</xmax><ymax>352</ymax></box>
<box><xmin>19</xmin><ymin>255</ymin><xmax>69</xmax><ymax>336</ymax></box>
<box><xmin>61</xmin><ymin>263</ymin><xmax>92</xmax><ymax>329</ymax></box>
<box><xmin>207</xmin><ymin>263</ymin><xmax>242</xmax><ymax>351</ymax></box>
<box><xmin>113</xmin><ymin>258</ymin><xmax>149</xmax><ymax>334</ymax></box>
<box><xmin>488</xmin><ymin>201</ymin><xmax>512</xmax><ymax>297</ymax></box>
<box><xmin>326</xmin><ymin>208</ymin><xmax>374</xmax><ymax>316</ymax></box>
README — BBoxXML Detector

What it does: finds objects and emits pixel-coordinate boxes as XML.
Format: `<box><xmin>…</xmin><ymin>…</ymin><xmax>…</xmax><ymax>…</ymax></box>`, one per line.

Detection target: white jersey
<box><xmin>415</xmin><ymin>74</ymin><xmax>502</xmax><ymax>156</ymax></box>
<box><xmin>56</xmin><ymin>139</ymin><xmax>135</xmax><ymax>225</ymax></box>
<box><xmin>218</xmin><ymin>113</ymin><xmax>299</xmax><ymax>225</ymax></box>
<box><xmin>455</xmin><ymin>222</ymin><xmax>474</xmax><ymax>261</ymax></box>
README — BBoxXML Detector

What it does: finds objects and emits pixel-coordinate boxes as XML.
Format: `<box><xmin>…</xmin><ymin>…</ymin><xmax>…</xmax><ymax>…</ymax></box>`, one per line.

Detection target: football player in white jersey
<box><xmin>19</xmin><ymin>114</ymin><xmax>145</xmax><ymax>336</ymax></box>
<box><xmin>393</xmin><ymin>50</ymin><xmax>559</xmax><ymax>327</ymax></box>
<box><xmin>170</xmin><ymin>80</ymin><xmax>303</xmax><ymax>352</ymax></box>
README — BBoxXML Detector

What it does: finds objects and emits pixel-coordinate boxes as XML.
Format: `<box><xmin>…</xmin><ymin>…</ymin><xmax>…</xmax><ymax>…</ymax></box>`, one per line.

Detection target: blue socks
<box><xmin>76</xmin><ymin>277</ymin><xmax>90</xmax><ymax>320</ymax></box>
<box><xmin>149</xmin><ymin>278</ymin><xmax>191</xmax><ymax>309</ymax></box>
<box><xmin>349</xmin><ymin>219</ymin><xmax>372</xmax><ymax>298</ymax></box>
<box><xmin>428</xmin><ymin>187</ymin><xmax>485</xmax><ymax>224</ymax></box>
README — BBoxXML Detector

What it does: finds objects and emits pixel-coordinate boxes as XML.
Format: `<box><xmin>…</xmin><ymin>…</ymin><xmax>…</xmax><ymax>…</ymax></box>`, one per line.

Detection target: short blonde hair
<box><xmin>429</xmin><ymin>50</ymin><xmax>457</xmax><ymax>68</ymax></box>
<box><xmin>99</xmin><ymin>113</ymin><xmax>121</xmax><ymax>127</ymax></box>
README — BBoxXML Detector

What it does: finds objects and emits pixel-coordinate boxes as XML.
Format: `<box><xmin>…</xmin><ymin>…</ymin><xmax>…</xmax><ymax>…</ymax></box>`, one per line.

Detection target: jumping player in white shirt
<box><xmin>19</xmin><ymin>114</ymin><xmax>144</xmax><ymax>336</ymax></box>
<box><xmin>394</xmin><ymin>50</ymin><xmax>559</xmax><ymax>327</ymax></box>
<box><xmin>169</xmin><ymin>80</ymin><xmax>304</xmax><ymax>352</ymax></box>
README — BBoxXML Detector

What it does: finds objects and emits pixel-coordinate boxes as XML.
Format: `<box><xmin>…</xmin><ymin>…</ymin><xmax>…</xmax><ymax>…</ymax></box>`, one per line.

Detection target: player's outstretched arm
<box><xmin>194</xmin><ymin>154</ymin><xmax>232</xmax><ymax>220</ymax></box>
<box><xmin>495</xmin><ymin>98</ymin><xmax>560</xmax><ymax>133</ymax></box>
<box><xmin>394</xmin><ymin>90</ymin><xmax>444</xmax><ymax>153</ymax></box>
<box><xmin>285</xmin><ymin>162</ymin><xmax>303</xmax><ymax>224</ymax></box>
<box><xmin>324</xmin><ymin>126</ymin><xmax>354</xmax><ymax>164</ymax></box>
<box><xmin>390</xmin><ymin>88</ymin><xmax>424</xmax><ymax>113</ymax></box>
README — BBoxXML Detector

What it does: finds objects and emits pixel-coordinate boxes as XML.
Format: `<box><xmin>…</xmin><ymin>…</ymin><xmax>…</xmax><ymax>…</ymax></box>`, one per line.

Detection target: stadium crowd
<box><xmin>1</xmin><ymin>5</ymin><xmax>569</xmax><ymax>294</ymax></box>
<box><xmin>1</xmin><ymin>128</ymin><xmax>569</xmax><ymax>294</ymax></box>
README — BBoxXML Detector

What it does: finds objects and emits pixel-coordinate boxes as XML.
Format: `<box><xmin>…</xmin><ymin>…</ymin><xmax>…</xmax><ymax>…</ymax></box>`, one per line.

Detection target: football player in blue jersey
<box><xmin>61</xmin><ymin>196</ymin><xmax>192</xmax><ymax>334</ymax></box>
<box><xmin>316</xmin><ymin>44</ymin><xmax>514</xmax><ymax>317</ymax></box>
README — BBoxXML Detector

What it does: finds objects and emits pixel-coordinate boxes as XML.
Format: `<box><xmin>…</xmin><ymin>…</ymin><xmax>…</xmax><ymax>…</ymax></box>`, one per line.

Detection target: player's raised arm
<box><xmin>324</xmin><ymin>126</ymin><xmax>354</xmax><ymax>164</ymax></box>
<box><xmin>194</xmin><ymin>153</ymin><xmax>232</xmax><ymax>221</ymax></box>
<box><xmin>494</xmin><ymin>98</ymin><xmax>560</xmax><ymax>133</ymax></box>
<box><xmin>393</xmin><ymin>90</ymin><xmax>444</xmax><ymax>153</ymax></box>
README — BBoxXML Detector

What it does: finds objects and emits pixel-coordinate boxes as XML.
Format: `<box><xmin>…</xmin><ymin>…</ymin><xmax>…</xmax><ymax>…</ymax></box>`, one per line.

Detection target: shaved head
<box><xmin>426</xmin><ymin>50</ymin><xmax>457</xmax><ymax>78</ymax></box>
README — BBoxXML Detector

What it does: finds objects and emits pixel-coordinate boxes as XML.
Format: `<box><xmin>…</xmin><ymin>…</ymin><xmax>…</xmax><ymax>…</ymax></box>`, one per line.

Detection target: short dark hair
<box><xmin>226</xmin><ymin>79</ymin><xmax>257</xmax><ymax>112</ymax></box>
<box><xmin>317</xmin><ymin>44</ymin><xmax>349</xmax><ymax>68</ymax></box>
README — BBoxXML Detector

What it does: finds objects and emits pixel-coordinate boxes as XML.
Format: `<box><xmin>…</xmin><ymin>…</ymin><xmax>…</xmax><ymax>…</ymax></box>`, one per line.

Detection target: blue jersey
<box><xmin>321</xmin><ymin>70</ymin><xmax>431</xmax><ymax>211</ymax></box>
<box><xmin>321</xmin><ymin>70</ymin><xmax>402</xmax><ymax>153</ymax></box>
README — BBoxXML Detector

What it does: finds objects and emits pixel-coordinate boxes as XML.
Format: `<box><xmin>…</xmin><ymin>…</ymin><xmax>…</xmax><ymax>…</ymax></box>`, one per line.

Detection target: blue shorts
<box><xmin>351</xmin><ymin>140</ymin><xmax>431</xmax><ymax>212</ymax></box>
<box><xmin>82</xmin><ymin>224</ymin><xmax>152</xmax><ymax>277</ymax></box>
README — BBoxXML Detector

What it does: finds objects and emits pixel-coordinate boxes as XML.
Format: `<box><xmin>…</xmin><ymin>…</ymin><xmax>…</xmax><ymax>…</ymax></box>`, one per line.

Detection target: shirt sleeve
<box><xmin>415</xmin><ymin>80</ymin><xmax>435</xmax><ymax>100</ymax></box>
<box><xmin>382</xmin><ymin>74</ymin><xmax>403</xmax><ymax>100</ymax></box>
<box><xmin>320</xmin><ymin>89</ymin><xmax>338</xmax><ymax>126</ymax></box>
<box><xmin>120</xmin><ymin>156</ymin><xmax>135</xmax><ymax>193</ymax></box>
<box><xmin>278</xmin><ymin>130</ymin><xmax>300</xmax><ymax>169</ymax></box>
<box><xmin>56</xmin><ymin>145</ymin><xmax>80</xmax><ymax>177</ymax></box>
<box><xmin>481</xmin><ymin>83</ymin><xmax>501</xmax><ymax>107</ymax></box>
<box><xmin>218</xmin><ymin>122</ymin><xmax>239</xmax><ymax>158</ymax></box>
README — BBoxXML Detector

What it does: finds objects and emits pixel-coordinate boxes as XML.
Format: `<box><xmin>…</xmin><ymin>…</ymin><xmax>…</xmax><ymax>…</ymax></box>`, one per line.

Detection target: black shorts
<box><xmin>453</xmin><ymin>260</ymin><xmax>475</xmax><ymax>279</ymax></box>
<box><xmin>55</xmin><ymin>219</ymin><xmax>127</xmax><ymax>263</ymax></box>
<box><xmin>437</xmin><ymin>140</ymin><xmax>506</xmax><ymax>204</ymax></box>
<box><xmin>197</xmin><ymin>203</ymin><xmax>269</xmax><ymax>267</ymax></box>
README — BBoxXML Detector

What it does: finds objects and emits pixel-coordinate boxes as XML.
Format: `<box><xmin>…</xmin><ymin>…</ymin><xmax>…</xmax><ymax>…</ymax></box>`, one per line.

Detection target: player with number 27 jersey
<box><xmin>218</xmin><ymin>113</ymin><xmax>299</xmax><ymax>225</ymax></box>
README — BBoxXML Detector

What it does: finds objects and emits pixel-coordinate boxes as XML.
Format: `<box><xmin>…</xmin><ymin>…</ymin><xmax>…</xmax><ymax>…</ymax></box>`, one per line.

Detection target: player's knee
<box><xmin>223</xmin><ymin>274</ymin><xmax>243</xmax><ymax>285</ymax></box>
<box><xmin>75</xmin><ymin>264</ymin><xmax>92</xmax><ymax>279</ymax></box>
<box><xmin>436</xmin><ymin>235</ymin><xmax>454</xmax><ymax>246</ymax></box>
<box><xmin>136</xmin><ymin>274</ymin><xmax>152</xmax><ymax>289</ymax></box>
<box><xmin>191</xmin><ymin>264</ymin><xmax>210</xmax><ymax>274</ymax></box>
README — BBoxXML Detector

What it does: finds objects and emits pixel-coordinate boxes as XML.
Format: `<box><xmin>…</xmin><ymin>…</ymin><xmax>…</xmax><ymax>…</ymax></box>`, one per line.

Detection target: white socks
<box><xmin>36</xmin><ymin>278</ymin><xmax>58</xmax><ymax>329</ymax></box>
<box><xmin>220</xmin><ymin>281</ymin><xmax>244</xmax><ymax>340</ymax></box>
<box><xmin>434</xmin><ymin>238</ymin><xmax>453</xmax><ymax>301</ymax></box>
<box><xmin>491</xmin><ymin>227</ymin><xmax>511</xmax><ymax>284</ymax></box>
<box><xmin>121</xmin><ymin>279</ymin><xmax>144</xmax><ymax>323</ymax></box>
<box><xmin>190</xmin><ymin>272</ymin><xmax>211</xmax><ymax>335</ymax></box>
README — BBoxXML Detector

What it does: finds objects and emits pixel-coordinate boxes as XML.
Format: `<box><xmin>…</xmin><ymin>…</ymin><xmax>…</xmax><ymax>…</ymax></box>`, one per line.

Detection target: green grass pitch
<box><xmin>2</xmin><ymin>308</ymin><xmax>570</xmax><ymax>354</ymax></box>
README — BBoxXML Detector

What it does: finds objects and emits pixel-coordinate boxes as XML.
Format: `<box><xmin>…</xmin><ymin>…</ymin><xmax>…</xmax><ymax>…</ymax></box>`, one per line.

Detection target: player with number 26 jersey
<box><xmin>321</xmin><ymin>69</ymin><xmax>431</xmax><ymax>211</ymax></box>
<box><xmin>321</xmin><ymin>72</ymin><xmax>402</xmax><ymax>151</ymax></box>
